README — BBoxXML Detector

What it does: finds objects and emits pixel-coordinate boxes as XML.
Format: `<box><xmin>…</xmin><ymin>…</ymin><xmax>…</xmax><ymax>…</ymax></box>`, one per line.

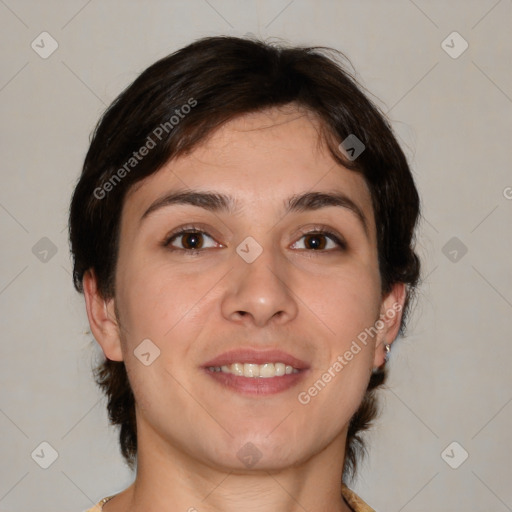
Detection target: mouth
<box><xmin>201</xmin><ymin>349</ymin><xmax>310</xmax><ymax>396</ymax></box>
<box><xmin>207</xmin><ymin>362</ymin><xmax>300</xmax><ymax>377</ymax></box>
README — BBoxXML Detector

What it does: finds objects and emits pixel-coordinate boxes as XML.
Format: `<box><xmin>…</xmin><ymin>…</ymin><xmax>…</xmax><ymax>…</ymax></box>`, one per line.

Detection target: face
<box><xmin>93</xmin><ymin>106</ymin><xmax>402</xmax><ymax>472</ymax></box>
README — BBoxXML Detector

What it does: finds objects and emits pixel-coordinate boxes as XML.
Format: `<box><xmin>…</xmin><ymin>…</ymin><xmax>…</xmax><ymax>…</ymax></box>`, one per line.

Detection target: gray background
<box><xmin>1</xmin><ymin>1</ymin><xmax>511</xmax><ymax>511</ymax></box>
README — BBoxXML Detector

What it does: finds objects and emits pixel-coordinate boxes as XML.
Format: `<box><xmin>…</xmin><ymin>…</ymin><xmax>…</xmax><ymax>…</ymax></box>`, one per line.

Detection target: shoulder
<box><xmin>82</xmin><ymin>495</ymin><xmax>116</xmax><ymax>512</ymax></box>
<box><xmin>82</xmin><ymin>505</ymin><xmax>102</xmax><ymax>512</ymax></box>
<box><xmin>85</xmin><ymin>490</ymin><xmax>376</xmax><ymax>512</ymax></box>
<box><xmin>341</xmin><ymin>483</ymin><xmax>376</xmax><ymax>512</ymax></box>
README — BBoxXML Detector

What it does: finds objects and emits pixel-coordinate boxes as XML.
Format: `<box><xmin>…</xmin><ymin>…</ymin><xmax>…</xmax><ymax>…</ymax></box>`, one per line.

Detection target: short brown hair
<box><xmin>69</xmin><ymin>35</ymin><xmax>420</xmax><ymax>483</ymax></box>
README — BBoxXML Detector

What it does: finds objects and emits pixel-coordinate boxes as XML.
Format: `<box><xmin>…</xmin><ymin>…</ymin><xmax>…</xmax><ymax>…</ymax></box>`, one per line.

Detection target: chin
<box><xmin>214</xmin><ymin>430</ymin><xmax>310</xmax><ymax>471</ymax></box>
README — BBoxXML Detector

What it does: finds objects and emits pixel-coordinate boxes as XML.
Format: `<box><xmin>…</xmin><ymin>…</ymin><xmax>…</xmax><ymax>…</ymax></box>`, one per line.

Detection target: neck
<box><xmin>104</xmin><ymin>422</ymin><xmax>353</xmax><ymax>512</ymax></box>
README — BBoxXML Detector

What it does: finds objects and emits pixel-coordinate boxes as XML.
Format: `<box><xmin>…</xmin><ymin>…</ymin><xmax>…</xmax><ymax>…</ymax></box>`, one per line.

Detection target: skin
<box><xmin>84</xmin><ymin>105</ymin><xmax>405</xmax><ymax>512</ymax></box>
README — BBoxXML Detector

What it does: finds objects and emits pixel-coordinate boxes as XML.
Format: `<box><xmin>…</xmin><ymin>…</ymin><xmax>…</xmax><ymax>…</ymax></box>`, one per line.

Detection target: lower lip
<box><xmin>202</xmin><ymin>368</ymin><xmax>309</xmax><ymax>396</ymax></box>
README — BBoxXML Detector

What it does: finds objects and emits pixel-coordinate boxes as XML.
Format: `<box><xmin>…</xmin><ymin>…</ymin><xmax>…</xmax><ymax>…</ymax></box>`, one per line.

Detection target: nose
<box><xmin>220</xmin><ymin>241</ymin><xmax>299</xmax><ymax>328</ymax></box>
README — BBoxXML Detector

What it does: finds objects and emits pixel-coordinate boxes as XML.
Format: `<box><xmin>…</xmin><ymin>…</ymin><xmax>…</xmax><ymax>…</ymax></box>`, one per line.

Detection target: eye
<box><xmin>291</xmin><ymin>229</ymin><xmax>346</xmax><ymax>252</ymax></box>
<box><xmin>164</xmin><ymin>227</ymin><xmax>220</xmax><ymax>253</ymax></box>
<box><xmin>162</xmin><ymin>225</ymin><xmax>345</xmax><ymax>254</ymax></box>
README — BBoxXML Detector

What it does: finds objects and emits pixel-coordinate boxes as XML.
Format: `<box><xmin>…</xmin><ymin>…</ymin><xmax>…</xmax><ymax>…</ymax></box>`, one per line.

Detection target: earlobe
<box><xmin>82</xmin><ymin>269</ymin><xmax>124</xmax><ymax>362</ymax></box>
<box><xmin>372</xmin><ymin>282</ymin><xmax>407</xmax><ymax>369</ymax></box>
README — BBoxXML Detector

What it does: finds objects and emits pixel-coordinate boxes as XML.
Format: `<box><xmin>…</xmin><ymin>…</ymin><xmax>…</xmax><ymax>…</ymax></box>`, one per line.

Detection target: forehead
<box><xmin>123</xmin><ymin>106</ymin><xmax>375</xmax><ymax>235</ymax></box>
<box><xmin>179</xmin><ymin>106</ymin><xmax>343</xmax><ymax>179</ymax></box>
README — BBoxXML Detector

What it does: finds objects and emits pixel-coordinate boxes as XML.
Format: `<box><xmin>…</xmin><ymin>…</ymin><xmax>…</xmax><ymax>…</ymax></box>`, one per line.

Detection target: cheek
<box><xmin>312</xmin><ymin>262</ymin><xmax>381</xmax><ymax>339</ymax></box>
<box><xmin>295</xmin><ymin>267</ymin><xmax>380</xmax><ymax>432</ymax></box>
<box><xmin>117</xmin><ymin>257</ymin><xmax>208</xmax><ymax>341</ymax></box>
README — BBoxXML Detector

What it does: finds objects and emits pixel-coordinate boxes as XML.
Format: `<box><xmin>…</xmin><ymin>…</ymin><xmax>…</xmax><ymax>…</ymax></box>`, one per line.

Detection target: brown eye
<box><xmin>292</xmin><ymin>230</ymin><xmax>345</xmax><ymax>252</ymax></box>
<box><xmin>303</xmin><ymin>234</ymin><xmax>328</xmax><ymax>250</ymax></box>
<box><xmin>165</xmin><ymin>230</ymin><xmax>218</xmax><ymax>252</ymax></box>
<box><xmin>181</xmin><ymin>232</ymin><xmax>204</xmax><ymax>250</ymax></box>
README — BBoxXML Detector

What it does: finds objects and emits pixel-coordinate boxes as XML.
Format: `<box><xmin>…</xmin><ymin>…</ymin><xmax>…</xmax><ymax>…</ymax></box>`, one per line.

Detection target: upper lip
<box><xmin>202</xmin><ymin>349</ymin><xmax>310</xmax><ymax>370</ymax></box>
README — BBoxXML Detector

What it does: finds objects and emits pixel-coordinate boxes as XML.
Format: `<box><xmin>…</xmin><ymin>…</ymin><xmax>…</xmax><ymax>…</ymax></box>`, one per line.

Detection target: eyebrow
<box><xmin>140</xmin><ymin>189</ymin><xmax>369</xmax><ymax>235</ymax></box>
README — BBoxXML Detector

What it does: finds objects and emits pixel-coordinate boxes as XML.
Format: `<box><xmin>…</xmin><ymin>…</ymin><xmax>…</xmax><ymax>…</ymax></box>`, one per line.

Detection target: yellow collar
<box><xmin>341</xmin><ymin>483</ymin><xmax>376</xmax><ymax>512</ymax></box>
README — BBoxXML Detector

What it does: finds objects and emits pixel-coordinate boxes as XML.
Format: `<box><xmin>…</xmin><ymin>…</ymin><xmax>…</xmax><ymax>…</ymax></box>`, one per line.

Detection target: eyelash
<box><xmin>162</xmin><ymin>224</ymin><xmax>347</xmax><ymax>255</ymax></box>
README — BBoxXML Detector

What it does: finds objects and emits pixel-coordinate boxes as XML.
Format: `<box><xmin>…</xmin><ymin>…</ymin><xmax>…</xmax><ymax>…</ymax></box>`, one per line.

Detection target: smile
<box><xmin>207</xmin><ymin>362</ymin><xmax>300</xmax><ymax>378</ymax></box>
<box><xmin>202</xmin><ymin>348</ymin><xmax>309</xmax><ymax>395</ymax></box>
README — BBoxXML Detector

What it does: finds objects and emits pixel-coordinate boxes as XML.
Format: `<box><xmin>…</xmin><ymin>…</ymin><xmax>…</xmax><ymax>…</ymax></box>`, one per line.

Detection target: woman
<box><xmin>69</xmin><ymin>35</ymin><xmax>420</xmax><ymax>512</ymax></box>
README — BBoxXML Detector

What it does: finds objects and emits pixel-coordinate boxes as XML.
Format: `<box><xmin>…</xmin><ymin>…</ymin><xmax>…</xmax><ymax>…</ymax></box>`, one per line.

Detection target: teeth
<box><xmin>208</xmin><ymin>362</ymin><xmax>300</xmax><ymax>378</ymax></box>
<box><xmin>231</xmin><ymin>363</ymin><xmax>244</xmax><ymax>376</ymax></box>
<box><xmin>260</xmin><ymin>363</ymin><xmax>275</xmax><ymax>377</ymax></box>
<box><xmin>275</xmin><ymin>362</ymin><xmax>285</xmax><ymax>376</ymax></box>
<box><xmin>244</xmin><ymin>363</ymin><xmax>259</xmax><ymax>377</ymax></box>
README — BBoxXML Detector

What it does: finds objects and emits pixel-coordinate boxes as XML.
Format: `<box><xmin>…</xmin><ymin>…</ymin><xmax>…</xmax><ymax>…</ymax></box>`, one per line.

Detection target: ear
<box><xmin>373</xmin><ymin>282</ymin><xmax>407</xmax><ymax>369</ymax></box>
<box><xmin>83</xmin><ymin>269</ymin><xmax>123</xmax><ymax>361</ymax></box>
